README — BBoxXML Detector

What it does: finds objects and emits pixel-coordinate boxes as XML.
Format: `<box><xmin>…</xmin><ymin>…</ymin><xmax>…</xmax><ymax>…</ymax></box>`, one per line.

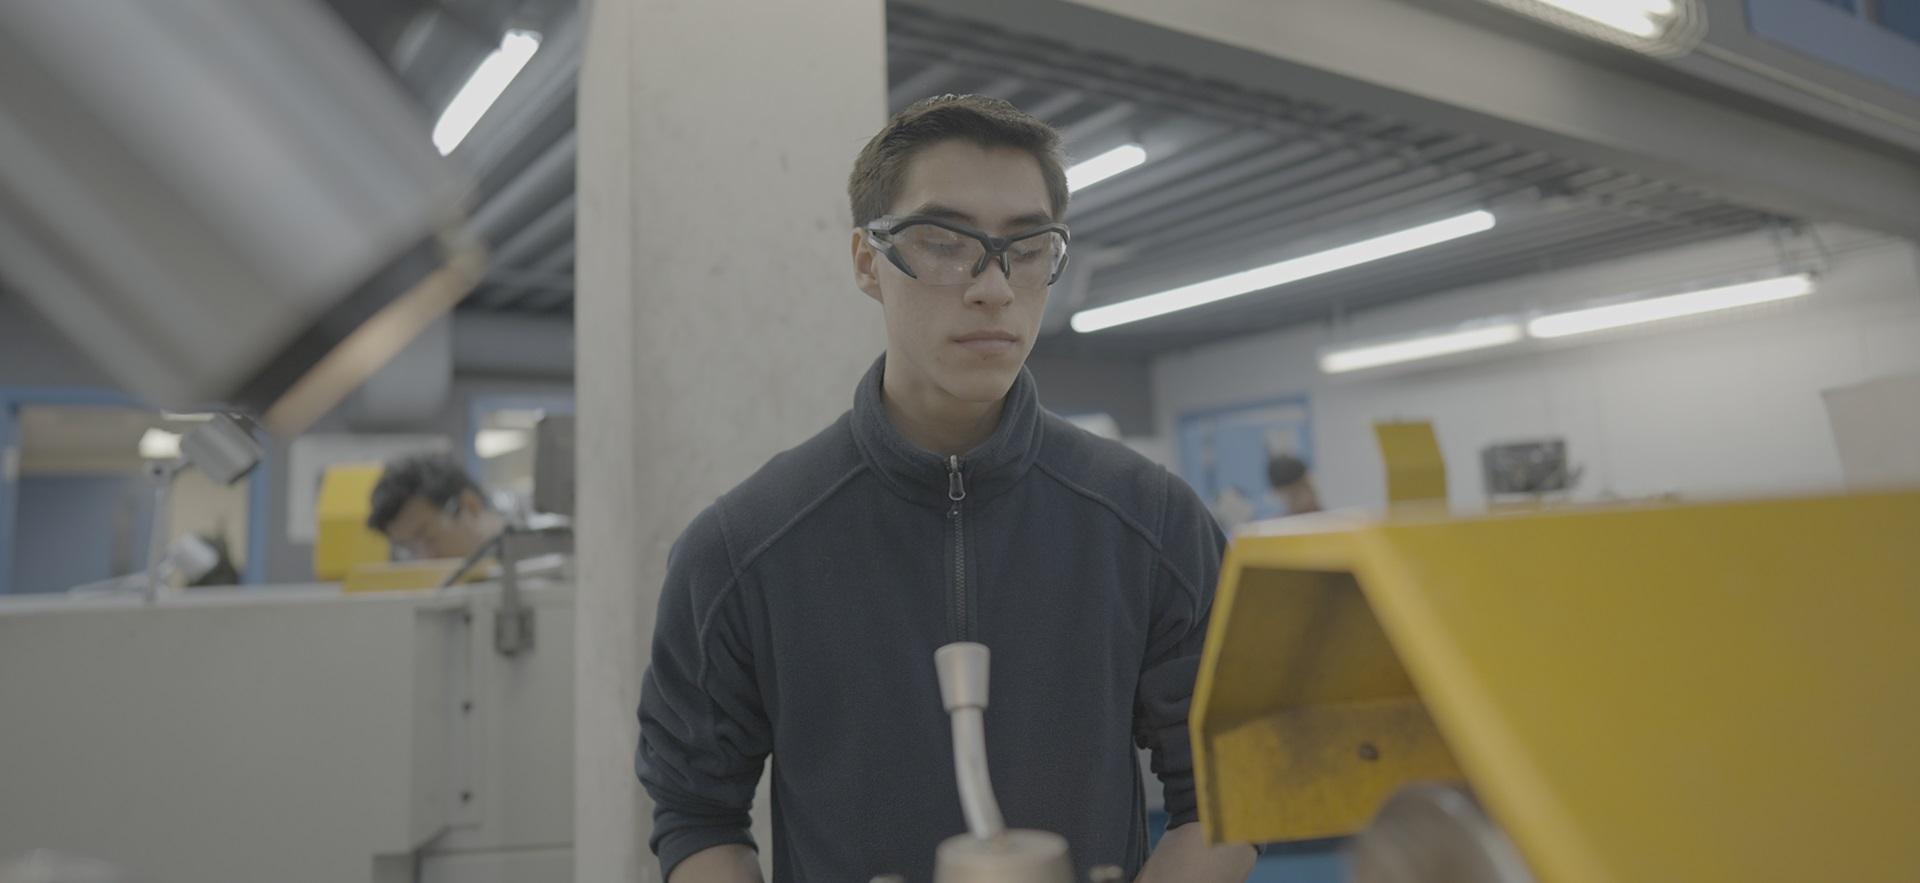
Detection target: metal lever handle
<box><xmin>935</xmin><ymin>642</ymin><xmax>1006</xmax><ymax>839</ymax></box>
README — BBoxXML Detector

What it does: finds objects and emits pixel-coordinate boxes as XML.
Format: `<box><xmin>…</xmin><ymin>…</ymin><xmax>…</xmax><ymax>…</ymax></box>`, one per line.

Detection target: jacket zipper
<box><xmin>946</xmin><ymin>454</ymin><xmax>969</xmax><ymax>642</ymax></box>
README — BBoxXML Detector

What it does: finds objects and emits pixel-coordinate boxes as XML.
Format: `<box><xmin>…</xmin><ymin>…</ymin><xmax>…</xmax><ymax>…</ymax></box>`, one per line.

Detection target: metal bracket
<box><xmin>492</xmin><ymin>533</ymin><xmax>534</xmax><ymax>657</ymax></box>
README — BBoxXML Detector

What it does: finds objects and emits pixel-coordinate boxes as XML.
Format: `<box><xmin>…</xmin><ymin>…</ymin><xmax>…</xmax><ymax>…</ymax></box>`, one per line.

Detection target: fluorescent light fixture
<box><xmin>1480</xmin><ymin>1</ymin><xmax>1700</xmax><ymax>59</ymax></box>
<box><xmin>1070</xmin><ymin>210</ymin><xmax>1497</xmax><ymax>333</ymax></box>
<box><xmin>1067</xmin><ymin>144</ymin><xmax>1148</xmax><ymax>192</ymax></box>
<box><xmin>1527</xmin><ymin>273</ymin><xmax>1814</xmax><ymax>339</ymax></box>
<box><xmin>139</xmin><ymin>428</ymin><xmax>182</xmax><ymax>460</ymax></box>
<box><xmin>1320</xmin><ymin>322</ymin><xmax>1525</xmax><ymax>374</ymax></box>
<box><xmin>433</xmin><ymin>29</ymin><xmax>541</xmax><ymax>155</ymax></box>
<box><xmin>1532</xmin><ymin>0</ymin><xmax>1670</xmax><ymax>36</ymax></box>
<box><xmin>474</xmin><ymin>428</ymin><xmax>531</xmax><ymax>459</ymax></box>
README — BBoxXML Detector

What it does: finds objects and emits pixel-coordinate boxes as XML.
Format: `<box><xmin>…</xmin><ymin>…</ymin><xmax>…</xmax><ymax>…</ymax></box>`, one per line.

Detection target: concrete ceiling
<box><xmin>340</xmin><ymin>0</ymin><xmax>1829</xmax><ymax>361</ymax></box>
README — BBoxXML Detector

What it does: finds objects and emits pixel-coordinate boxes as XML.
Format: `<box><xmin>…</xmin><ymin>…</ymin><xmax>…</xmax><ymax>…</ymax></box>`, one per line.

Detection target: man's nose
<box><xmin>965</xmin><ymin>258</ymin><xmax>1016</xmax><ymax>308</ymax></box>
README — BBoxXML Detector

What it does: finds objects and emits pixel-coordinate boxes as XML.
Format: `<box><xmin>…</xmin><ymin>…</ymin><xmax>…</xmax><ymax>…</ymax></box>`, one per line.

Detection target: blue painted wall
<box><xmin>10</xmin><ymin>473</ymin><xmax>150</xmax><ymax>594</ymax></box>
<box><xmin>1747</xmin><ymin>0</ymin><xmax>1920</xmax><ymax>97</ymax></box>
<box><xmin>1885</xmin><ymin>0</ymin><xmax>1920</xmax><ymax>42</ymax></box>
<box><xmin>1250</xmin><ymin>842</ymin><xmax>1346</xmax><ymax>883</ymax></box>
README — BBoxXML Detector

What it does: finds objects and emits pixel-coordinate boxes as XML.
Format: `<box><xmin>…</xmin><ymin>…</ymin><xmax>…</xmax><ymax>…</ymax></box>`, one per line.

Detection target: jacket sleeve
<box><xmin>637</xmin><ymin>505</ymin><xmax>771</xmax><ymax>878</ymax></box>
<box><xmin>1134</xmin><ymin>471</ymin><xmax>1227</xmax><ymax>829</ymax></box>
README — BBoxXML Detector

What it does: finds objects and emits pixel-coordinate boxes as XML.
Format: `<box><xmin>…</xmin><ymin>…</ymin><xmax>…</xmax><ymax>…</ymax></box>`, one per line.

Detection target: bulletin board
<box><xmin>1177</xmin><ymin>396</ymin><xmax>1313</xmax><ymax>533</ymax></box>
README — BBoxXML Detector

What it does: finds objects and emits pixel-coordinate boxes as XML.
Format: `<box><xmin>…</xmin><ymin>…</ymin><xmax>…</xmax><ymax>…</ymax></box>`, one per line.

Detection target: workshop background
<box><xmin>3</xmin><ymin>0</ymin><xmax>1918</xmax><ymax>881</ymax></box>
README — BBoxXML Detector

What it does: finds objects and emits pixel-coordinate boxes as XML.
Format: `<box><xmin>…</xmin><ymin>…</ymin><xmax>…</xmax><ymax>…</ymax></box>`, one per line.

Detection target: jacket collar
<box><xmin>851</xmin><ymin>354</ymin><xmax>1043</xmax><ymax>508</ymax></box>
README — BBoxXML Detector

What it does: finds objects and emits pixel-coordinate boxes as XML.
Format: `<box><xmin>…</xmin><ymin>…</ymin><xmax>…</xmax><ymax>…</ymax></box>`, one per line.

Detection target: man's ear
<box><xmin>851</xmin><ymin>229</ymin><xmax>883</xmax><ymax>304</ymax></box>
<box><xmin>459</xmin><ymin>489</ymin><xmax>487</xmax><ymax>515</ymax></box>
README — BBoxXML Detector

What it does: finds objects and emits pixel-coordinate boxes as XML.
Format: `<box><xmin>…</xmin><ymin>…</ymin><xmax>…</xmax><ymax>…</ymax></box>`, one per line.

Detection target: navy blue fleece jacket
<box><xmin>637</xmin><ymin>357</ymin><xmax>1225</xmax><ymax>882</ymax></box>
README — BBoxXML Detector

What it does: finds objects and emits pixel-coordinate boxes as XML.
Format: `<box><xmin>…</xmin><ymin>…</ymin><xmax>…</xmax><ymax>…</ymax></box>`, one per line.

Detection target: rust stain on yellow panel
<box><xmin>1207</xmin><ymin>698</ymin><xmax>1462</xmax><ymax>844</ymax></box>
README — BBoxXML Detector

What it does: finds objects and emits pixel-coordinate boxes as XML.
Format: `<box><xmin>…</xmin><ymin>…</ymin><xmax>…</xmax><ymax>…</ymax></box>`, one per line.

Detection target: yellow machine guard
<box><xmin>314</xmin><ymin>463</ymin><xmax>391</xmax><ymax>581</ymax></box>
<box><xmin>1372</xmin><ymin>420</ymin><xmax>1447</xmax><ymax>504</ymax></box>
<box><xmin>1192</xmin><ymin>490</ymin><xmax>1920</xmax><ymax>883</ymax></box>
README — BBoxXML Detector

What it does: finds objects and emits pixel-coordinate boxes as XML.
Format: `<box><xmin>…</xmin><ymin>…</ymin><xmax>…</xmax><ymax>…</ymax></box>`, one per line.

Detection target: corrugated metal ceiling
<box><xmin>363</xmin><ymin>1</ymin><xmax>1800</xmax><ymax>358</ymax></box>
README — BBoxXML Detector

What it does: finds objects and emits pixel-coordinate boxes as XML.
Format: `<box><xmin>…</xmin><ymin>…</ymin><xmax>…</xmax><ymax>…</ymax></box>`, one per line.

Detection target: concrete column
<box><xmin>573</xmin><ymin>1</ymin><xmax>887</xmax><ymax>880</ymax></box>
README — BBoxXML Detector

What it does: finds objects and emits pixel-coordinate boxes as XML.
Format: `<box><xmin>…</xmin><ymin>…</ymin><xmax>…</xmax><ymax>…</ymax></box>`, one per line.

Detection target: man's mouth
<box><xmin>953</xmin><ymin>331</ymin><xmax>1019</xmax><ymax>354</ymax></box>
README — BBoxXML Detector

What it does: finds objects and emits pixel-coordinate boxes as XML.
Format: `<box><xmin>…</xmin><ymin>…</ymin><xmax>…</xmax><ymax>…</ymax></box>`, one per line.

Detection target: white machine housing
<box><xmin>0</xmin><ymin>581</ymin><xmax>574</xmax><ymax>883</ymax></box>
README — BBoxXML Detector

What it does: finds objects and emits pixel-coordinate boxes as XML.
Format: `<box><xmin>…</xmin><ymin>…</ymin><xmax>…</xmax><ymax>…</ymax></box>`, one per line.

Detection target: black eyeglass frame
<box><xmin>862</xmin><ymin>215</ymin><xmax>1073</xmax><ymax>286</ymax></box>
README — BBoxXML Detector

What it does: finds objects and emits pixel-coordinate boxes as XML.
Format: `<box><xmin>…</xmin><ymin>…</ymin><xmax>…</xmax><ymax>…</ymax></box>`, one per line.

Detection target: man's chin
<box><xmin>938</xmin><ymin>367</ymin><xmax>1020</xmax><ymax>404</ymax></box>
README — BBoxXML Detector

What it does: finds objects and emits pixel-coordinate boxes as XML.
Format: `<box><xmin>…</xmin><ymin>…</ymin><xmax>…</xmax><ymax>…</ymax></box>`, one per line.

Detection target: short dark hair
<box><xmin>367</xmin><ymin>452</ymin><xmax>480</xmax><ymax>533</ymax></box>
<box><xmin>848</xmin><ymin>94</ymin><xmax>1069</xmax><ymax>227</ymax></box>
<box><xmin>1267</xmin><ymin>454</ymin><xmax>1310</xmax><ymax>491</ymax></box>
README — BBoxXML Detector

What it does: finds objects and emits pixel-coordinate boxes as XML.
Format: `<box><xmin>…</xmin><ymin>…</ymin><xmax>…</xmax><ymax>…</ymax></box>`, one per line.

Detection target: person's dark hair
<box><xmin>367</xmin><ymin>452</ymin><xmax>481</xmax><ymax>533</ymax></box>
<box><xmin>1267</xmin><ymin>454</ymin><xmax>1310</xmax><ymax>491</ymax></box>
<box><xmin>848</xmin><ymin>94</ymin><xmax>1069</xmax><ymax>227</ymax></box>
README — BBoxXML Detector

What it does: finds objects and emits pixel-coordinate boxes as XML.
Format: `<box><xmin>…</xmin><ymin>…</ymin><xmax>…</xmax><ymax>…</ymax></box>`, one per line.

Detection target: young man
<box><xmin>638</xmin><ymin>95</ymin><xmax>1255</xmax><ymax>883</ymax></box>
<box><xmin>367</xmin><ymin>452</ymin><xmax>504</xmax><ymax>561</ymax></box>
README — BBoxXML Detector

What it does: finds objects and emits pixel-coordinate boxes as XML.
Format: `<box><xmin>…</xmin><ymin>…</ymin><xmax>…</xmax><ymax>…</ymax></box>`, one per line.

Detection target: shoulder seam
<box><xmin>693</xmin><ymin>462</ymin><xmax>870</xmax><ymax>673</ymax></box>
<box><xmin>1031</xmin><ymin>459</ymin><xmax>1203</xmax><ymax>617</ymax></box>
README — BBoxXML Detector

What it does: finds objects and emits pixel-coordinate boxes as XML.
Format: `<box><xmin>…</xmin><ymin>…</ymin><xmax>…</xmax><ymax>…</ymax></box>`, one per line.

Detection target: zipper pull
<box><xmin>947</xmin><ymin>454</ymin><xmax>966</xmax><ymax>503</ymax></box>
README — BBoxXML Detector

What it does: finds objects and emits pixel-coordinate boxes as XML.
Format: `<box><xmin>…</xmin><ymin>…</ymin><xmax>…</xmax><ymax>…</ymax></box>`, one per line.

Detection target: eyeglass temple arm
<box><xmin>866</xmin><ymin>230</ymin><xmax>922</xmax><ymax>280</ymax></box>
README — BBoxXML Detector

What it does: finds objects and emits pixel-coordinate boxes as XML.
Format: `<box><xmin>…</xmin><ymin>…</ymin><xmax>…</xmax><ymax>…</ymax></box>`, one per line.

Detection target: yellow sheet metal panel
<box><xmin>1364</xmin><ymin>491</ymin><xmax>1920</xmax><ymax>883</ymax></box>
<box><xmin>1372</xmin><ymin>421</ymin><xmax>1446</xmax><ymax>504</ymax></box>
<box><xmin>1196</xmin><ymin>491</ymin><xmax>1920</xmax><ymax>883</ymax></box>
<box><xmin>314</xmin><ymin>463</ymin><xmax>388</xmax><ymax>580</ymax></box>
<box><xmin>1192</xmin><ymin>540</ymin><xmax>1464</xmax><ymax>843</ymax></box>
<box><xmin>1206</xmin><ymin>698</ymin><xmax>1461</xmax><ymax>843</ymax></box>
<box><xmin>341</xmin><ymin>559</ymin><xmax>483</xmax><ymax>593</ymax></box>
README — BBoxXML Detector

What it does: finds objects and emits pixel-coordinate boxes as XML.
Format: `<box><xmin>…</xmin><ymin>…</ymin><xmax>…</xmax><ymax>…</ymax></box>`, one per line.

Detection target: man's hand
<box><xmin>668</xmin><ymin>844</ymin><xmax>764</xmax><ymax>883</ymax></box>
<box><xmin>1135</xmin><ymin>823</ymin><xmax>1257</xmax><ymax>883</ymax></box>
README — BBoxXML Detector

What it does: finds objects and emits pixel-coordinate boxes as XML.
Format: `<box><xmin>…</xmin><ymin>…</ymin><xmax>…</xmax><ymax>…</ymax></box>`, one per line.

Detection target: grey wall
<box><xmin>2</xmin><ymin>294</ymin><xmax>131</xmax><ymax>594</ymax></box>
<box><xmin>1152</xmin><ymin>228</ymin><xmax>1920</xmax><ymax>510</ymax></box>
<box><xmin>1025</xmin><ymin>353</ymin><xmax>1156</xmax><ymax>436</ymax></box>
<box><xmin>11</xmin><ymin>474</ymin><xmax>149</xmax><ymax>593</ymax></box>
<box><xmin>453</xmin><ymin>313</ymin><xmax>573</xmax><ymax>379</ymax></box>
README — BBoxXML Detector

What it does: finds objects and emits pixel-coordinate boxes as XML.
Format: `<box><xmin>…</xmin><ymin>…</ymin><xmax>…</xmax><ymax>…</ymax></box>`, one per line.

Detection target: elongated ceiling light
<box><xmin>1320</xmin><ymin>322</ymin><xmax>1525</xmax><ymax>374</ymax></box>
<box><xmin>1527</xmin><ymin>273</ymin><xmax>1814</xmax><ymax>339</ymax></box>
<box><xmin>1067</xmin><ymin>144</ymin><xmax>1148</xmax><ymax>192</ymax></box>
<box><xmin>1070</xmin><ymin>210</ymin><xmax>1496</xmax><ymax>333</ymax></box>
<box><xmin>1478</xmin><ymin>0</ymin><xmax>1704</xmax><ymax>56</ymax></box>
<box><xmin>433</xmin><ymin>29</ymin><xmax>542</xmax><ymax>155</ymax></box>
<box><xmin>1537</xmin><ymin>0</ymin><xmax>1672</xmax><ymax>37</ymax></box>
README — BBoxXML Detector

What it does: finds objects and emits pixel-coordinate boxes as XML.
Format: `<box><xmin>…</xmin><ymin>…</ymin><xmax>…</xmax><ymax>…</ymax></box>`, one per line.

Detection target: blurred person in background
<box><xmin>1266</xmin><ymin>453</ymin><xmax>1322</xmax><ymax>517</ymax></box>
<box><xmin>367</xmin><ymin>452</ymin><xmax>504</xmax><ymax>560</ymax></box>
